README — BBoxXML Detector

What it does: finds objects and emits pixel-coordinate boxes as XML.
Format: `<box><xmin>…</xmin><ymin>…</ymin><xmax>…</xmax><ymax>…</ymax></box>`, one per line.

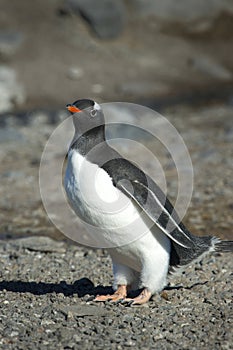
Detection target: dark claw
<box><xmin>114</xmin><ymin>298</ymin><xmax>125</xmax><ymax>304</ymax></box>
<box><xmin>119</xmin><ymin>299</ymin><xmax>130</xmax><ymax>304</ymax></box>
<box><xmin>120</xmin><ymin>299</ymin><xmax>134</xmax><ymax>307</ymax></box>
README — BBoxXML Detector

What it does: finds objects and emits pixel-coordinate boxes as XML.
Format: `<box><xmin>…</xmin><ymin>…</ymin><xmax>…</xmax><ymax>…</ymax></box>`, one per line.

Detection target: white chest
<box><xmin>65</xmin><ymin>150</ymin><xmax>126</xmax><ymax>215</ymax></box>
<box><xmin>64</xmin><ymin>149</ymin><xmax>153</xmax><ymax>247</ymax></box>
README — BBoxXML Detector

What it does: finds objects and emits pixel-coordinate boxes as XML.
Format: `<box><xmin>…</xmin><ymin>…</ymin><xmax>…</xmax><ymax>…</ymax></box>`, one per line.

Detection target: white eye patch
<box><xmin>93</xmin><ymin>102</ymin><xmax>101</xmax><ymax>110</ymax></box>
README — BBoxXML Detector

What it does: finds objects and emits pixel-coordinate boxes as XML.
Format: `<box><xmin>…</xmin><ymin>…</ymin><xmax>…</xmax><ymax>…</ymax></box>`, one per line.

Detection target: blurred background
<box><xmin>0</xmin><ymin>0</ymin><xmax>232</xmax><ymax>241</ymax></box>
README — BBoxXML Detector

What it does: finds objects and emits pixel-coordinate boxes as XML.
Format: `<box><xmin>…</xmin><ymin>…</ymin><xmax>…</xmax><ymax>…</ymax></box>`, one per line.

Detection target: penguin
<box><xmin>64</xmin><ymin>98</ymin><xmax>233</xmax><ymax>305</ymax></box>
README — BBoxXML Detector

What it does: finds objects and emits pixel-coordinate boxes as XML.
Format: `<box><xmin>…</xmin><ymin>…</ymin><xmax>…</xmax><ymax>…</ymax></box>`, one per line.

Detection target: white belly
<box><xmin>64</xmin><ymin>149</ymin><xmax>154</xmax><ymax>247</ymax></box>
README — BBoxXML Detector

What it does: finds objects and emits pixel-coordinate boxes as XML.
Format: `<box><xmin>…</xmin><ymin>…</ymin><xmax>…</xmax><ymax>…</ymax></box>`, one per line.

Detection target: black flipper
<box><xmin>102</xmin><ymin>157</ymin><xmax>197</xmax><ymax>249</ymax></box>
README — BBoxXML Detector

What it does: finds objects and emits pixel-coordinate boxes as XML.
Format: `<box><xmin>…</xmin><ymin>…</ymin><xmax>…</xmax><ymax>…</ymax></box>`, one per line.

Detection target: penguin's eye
<box><xmin>90</xmin><ymin>109</ymin><xmax>97</xmax><ymax>117</ymax></box>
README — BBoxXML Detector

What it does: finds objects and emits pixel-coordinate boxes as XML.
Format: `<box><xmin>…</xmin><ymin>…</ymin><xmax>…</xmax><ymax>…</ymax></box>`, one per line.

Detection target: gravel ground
<box><xmin>0</xmin><ymin>236</ymin><xmax>232</xmax><ymax>350</ymax></box>
<box><xmin>0</xmin><ymin>104</ymin><xmax>232</xmax><ymax>349</ymax></box>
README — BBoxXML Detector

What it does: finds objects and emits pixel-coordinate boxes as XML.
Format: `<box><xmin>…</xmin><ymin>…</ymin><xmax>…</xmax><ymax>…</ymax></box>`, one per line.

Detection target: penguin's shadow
<box><xmin>0</xmin><ymin>278</ymin><xmax>113</xmax><ymax>298</ymax></box>
<box><xmin>0</xmin><ymin>278</ymin><xmax>209</xmax><ymax>298</ymax></box>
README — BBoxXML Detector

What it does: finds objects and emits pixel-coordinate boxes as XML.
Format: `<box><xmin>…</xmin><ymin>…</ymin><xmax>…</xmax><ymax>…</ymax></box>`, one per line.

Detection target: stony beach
<box><xmin>0</xmin><ymin>105</ymin><xmax>232</xmax><ymax>349</ymax></box>
<box><xmin>0</xmin><ymin>236</ymin><xmax>232</xmax><ymax>350</ymax></box>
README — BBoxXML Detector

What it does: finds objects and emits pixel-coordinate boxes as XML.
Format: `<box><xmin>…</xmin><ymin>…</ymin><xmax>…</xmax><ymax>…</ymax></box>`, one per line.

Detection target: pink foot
<box><xmin>94</xmin><ymin>285</ymin><xmax>127</xmax><ymax>302</ymax></box>
<box><xmin>123</xmin><ymin>288</ymin><xmax>152</xmax><ymax>305</ymax></box>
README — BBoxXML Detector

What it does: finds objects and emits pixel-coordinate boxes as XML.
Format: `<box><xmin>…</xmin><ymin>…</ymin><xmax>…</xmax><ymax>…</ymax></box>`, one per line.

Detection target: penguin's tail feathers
<box><xmin>212</xmin><ymin>237</ymin><xmax>233</xmax><ymax>253</ymax></box>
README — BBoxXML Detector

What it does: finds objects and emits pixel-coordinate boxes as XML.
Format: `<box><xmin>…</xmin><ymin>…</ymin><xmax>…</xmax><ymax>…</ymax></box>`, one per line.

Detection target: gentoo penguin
<box><xmin>64</xmin><ymin>99</ymin><xmax>233</xmax><ymax>305</ymax></box>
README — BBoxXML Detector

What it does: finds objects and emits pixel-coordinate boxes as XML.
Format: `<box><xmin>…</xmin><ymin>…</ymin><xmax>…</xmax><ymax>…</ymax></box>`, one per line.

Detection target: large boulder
<box><xmin>65</xmin><ymin>0</ymin><xmax>126</xmax><ymax>38</ymax></box>
<box><xmin>129</xmin><ymin>0</ymin><xmax>233</xmax><ymax>34</ymax></box>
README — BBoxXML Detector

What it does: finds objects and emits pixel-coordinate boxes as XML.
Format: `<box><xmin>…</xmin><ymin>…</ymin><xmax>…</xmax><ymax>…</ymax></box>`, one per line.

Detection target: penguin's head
<box><xmin>67</xmin><ymin>98</ymin><xmax>103</xmax><ymax>118</ymax></box>
<box><xmin>66</xmin><ymin>99</ymin><xmax>105</xmax><ymax>139</ymax></box>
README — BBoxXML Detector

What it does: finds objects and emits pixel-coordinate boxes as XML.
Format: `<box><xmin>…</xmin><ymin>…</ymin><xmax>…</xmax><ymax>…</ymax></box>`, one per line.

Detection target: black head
<box><xmin>66</xmin><ymin>99</ymin><xmax>106</xmax><ymax>150</ymax></box>
<box><xmin>66</xmin><ymin>98</ymin><xmax>103</xmax><ymax>119</ymax></box>
<box><xmin>66</xmin><ymin>99</ymin><xmax>95</xmax><ymax>113</ymax></box>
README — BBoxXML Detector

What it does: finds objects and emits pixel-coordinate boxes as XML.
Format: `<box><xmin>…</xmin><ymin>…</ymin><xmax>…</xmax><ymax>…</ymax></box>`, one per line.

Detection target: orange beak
<box><xmin>66</xmin><ymin>104</ymin><xmax>81</xmax><ymax>113</ymax></box>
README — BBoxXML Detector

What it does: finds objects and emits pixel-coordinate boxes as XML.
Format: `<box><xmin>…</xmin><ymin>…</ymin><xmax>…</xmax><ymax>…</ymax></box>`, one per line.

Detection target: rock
<box><xmin>1</xmin><ymin>170</ymin><xmax>25</xmax><ymax>180</ymax></box>
<box><xmin>91</xmin><ymin>83</ymin><xmax>104</xmax><ymax>94</ymax></box>
<box><xmin>130</xmin><ymin>0</ymin><xmax>233</xmax><ymax>21</ymax></box>
<box><xmin>189</xmin><ymin>56</ymin><xmax>232</xmax><ymax>80</ymax></box>
<box><xmin>0</xmin><ymin>128</ymin><xmax>24</xmax><ymax>144</ymax></box>
<box><xmin>65</xmin><ymin>0</ymin><xmax>126</xmax><ymax>38</ymax></box>
<box><xmin>11</xmin><ymin>236</ymin><xmax>66</xmax><ymax>253</ymax></box>
<box><xmin>67</xmin><ymin>66</ymin><xmax>84</xmax><ymax>80</ymax></box>
<box><xmin>119</xmin><ymin>81</ymin><xmax>171</xmax><ymax>97</ymax></box>
<box><xmin>129</xmin><ymin>0</ymin><xmax>233</xmax><ymax>34</ymax></box>
<box><xmin>0</xmin><ymin>31</ymin><xmax>24</xmax><ymax>58</ymax></box>
<box><xmin>0</xmin><ymin>66</ymin><xmax>25</xmax><ymax>113</ymax></box>
<box><xmin>58</xmin><ymin>305</ymin><xmax>109</xmax><ymax>317</ymax></box>
<box><xmin>225</xmin><ymin>126</ymin><xmax>233</xmax><ymax>141</ymax></box>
